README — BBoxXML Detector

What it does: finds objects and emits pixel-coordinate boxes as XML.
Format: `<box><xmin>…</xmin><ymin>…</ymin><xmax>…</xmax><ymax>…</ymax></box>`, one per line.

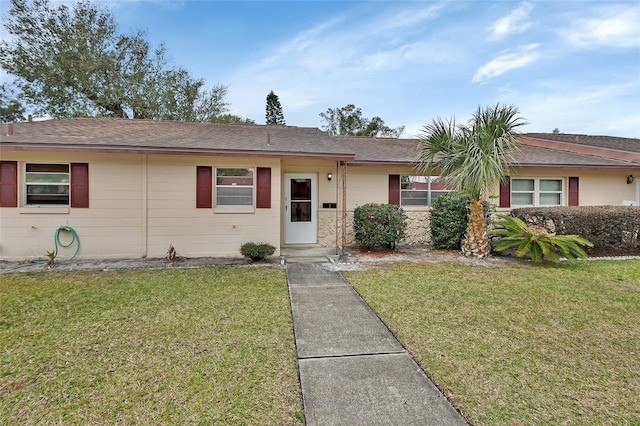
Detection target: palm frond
<box><xmin>491</xmin><ymin>215</ymin><xmax>594</xmax><ymax>263</ymax></box>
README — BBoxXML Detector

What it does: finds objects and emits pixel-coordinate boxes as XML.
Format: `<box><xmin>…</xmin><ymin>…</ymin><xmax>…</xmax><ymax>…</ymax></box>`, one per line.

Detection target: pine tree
<box><xmin>265</xmin><ymin>90</ymin><xmax>285</xmax><ymax>125</ymax></box>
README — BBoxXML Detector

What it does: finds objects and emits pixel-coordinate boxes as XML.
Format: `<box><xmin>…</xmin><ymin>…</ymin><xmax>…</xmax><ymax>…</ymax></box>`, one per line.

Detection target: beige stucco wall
<box><xmin>0</xmin><ymin>151</ymin><xmax>144</xmax><ymax>260</ymax></box>
<box><xmin>2</xmin><ymin>150</ymin><xmax>637</xmax><ymax>261</ymax></box>
<box><xmin>146</xmin><ymin>156</ymin><xmax>281</xmax><ymax>258</ymax></box>
<box><xmin>0</xmin><ymin>151</ymin><xmax>282</xmax><ymax>260</ymax></box>
<box><xmin>341</xmin><ymin>164</ymin><xmax>431</xmax><ymax>247</ymax></box>
<box><xmin>493</xmin><ymin>167</ymin><xmax>639</xmax><ymax>210</ymax></box>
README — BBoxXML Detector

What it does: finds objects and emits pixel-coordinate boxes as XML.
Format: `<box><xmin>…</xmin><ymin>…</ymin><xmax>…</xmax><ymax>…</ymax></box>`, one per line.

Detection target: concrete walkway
<box><xmin>286</xmin><ymin>260</ymin><xmax>467</xmax><ymax>426</ymax></box>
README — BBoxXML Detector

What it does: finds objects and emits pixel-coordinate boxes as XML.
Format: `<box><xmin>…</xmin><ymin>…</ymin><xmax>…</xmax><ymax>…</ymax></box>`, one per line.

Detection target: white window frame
<box><xmin>214</xmin><ymin>167</ymin><xmax>255</xmax><ymax>208</ymax></box>
<box><xmin>400</xmin><ymin>175</ymin><xmax>452</xmax><ymax>207</ymax></box>
<box><xmin>511</xmin><ymin>177</ymin><xmax>564</xmax><ymax>207</ymax></box>
<box><xmin>24</xmin><ymin>163</ymin><xmax>70</xmax><ymax>206</ymax></box>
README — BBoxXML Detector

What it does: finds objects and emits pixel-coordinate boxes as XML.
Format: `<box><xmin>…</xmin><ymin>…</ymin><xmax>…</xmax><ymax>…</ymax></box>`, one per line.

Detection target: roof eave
<box><xmin>0</xmin><ymin>142</ymin><xmax>356</xmax><ymax>161</ymax></box>
<box><xmin>346</xmin><ymin>160</ymin><xmax>416</xmax><ymax>166</ymax></box>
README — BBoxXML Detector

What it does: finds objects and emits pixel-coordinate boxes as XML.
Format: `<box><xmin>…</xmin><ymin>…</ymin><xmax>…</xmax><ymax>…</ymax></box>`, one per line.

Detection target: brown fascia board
<box><xmin>522</xmin><ymin>137</ymin><xmax>640</xmax><ymax>164</ymax></box>
<box><xmin>0</xmin><ymin>142</ymin><xmax>356</xmax><ymax>161</ymax></box>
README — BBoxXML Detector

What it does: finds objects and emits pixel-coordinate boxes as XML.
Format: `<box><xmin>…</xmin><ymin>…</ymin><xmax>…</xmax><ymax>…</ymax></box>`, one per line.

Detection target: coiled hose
<box><xmin>51</xmin><ymin>226</ymin><xmax>81</xmax><ymax>263</ymax></box>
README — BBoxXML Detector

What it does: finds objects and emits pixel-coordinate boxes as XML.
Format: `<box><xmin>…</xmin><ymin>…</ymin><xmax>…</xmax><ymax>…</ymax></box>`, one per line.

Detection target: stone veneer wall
<box><xmin>317</xmin><ymin>209</ymin><xmax>431</xmax><ymax>248</ymax></box>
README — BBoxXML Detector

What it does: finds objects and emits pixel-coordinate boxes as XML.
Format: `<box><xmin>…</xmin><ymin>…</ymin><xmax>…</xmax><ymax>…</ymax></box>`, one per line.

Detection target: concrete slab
<box><xmin>299</xmin><ymin>353</ymin><xmax>466</xmax><ymax>426</ymax></box>
<box><xmin>285</xmin><ymin>256</ymin><xmax>331</xmax><ymax>264</ymax></box>
<box><xmin>281</xmin><ymin>246</ymin><xmax>338</xmax><ymax>257</ymax></box>
<box><xmin>286</xmin><ymin>263</ymin><xmax>349</xmax><ymax>287</ymax></box>
<box><xmin>290</xmin><ymin>285</ymin><xmax>404</xmax><ymax>358</ymax></box>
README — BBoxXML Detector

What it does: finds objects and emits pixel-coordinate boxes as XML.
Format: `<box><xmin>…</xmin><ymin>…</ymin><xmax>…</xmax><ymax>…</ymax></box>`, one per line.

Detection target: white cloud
<box><xmin>517</xmin><ymin>81</ymin><xmax>640</xmax><ymax>137</ymax></box>
<box><xmin>489</xmin><ymin>2</ymin><xmax>534</xmax><ymax>40</ymax></box>
<box><xmin>472</xmin><ymin>44</ymin><xmax>540</xmax><ymax>83</ymax></box>
<box><xmin>224</xmin><ymin>3</ymin><xmax>452</xmax><ymax>124</ymax></box>
<box><xmin>561</xmin><ymin>5</ymin><xmax>640</xmax><ymax>49</ymax></box>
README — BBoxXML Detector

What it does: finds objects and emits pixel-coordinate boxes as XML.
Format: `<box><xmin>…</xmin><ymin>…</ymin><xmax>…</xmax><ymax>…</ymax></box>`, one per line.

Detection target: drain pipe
<box><xmin>141</xmin><ymin>154</ymin><xmax>148</xmax><ymax>258</ymax></box>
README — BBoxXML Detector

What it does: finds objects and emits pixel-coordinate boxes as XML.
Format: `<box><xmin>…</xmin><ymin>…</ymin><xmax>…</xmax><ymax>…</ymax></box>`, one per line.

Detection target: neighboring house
<box><xmin>1</xmin><ymin>118</ymin><xmax>638</xmax><ymax>260</ymax></box>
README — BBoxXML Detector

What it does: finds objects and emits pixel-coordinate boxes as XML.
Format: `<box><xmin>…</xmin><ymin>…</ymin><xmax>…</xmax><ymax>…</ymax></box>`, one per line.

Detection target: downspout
<box><xmin>141</xmin><ymin>154</ymin><xmax>148</xmax><ymax>258</ymax></box>
<box><xmin>335</xmin><ymin>161</ymin><xmax>339</xmax><ymax>255</ymax></box>
<box><xmin>341</xmin><ymin>161</ymin><xmax>347</xmax><ymax>254</ymax></box>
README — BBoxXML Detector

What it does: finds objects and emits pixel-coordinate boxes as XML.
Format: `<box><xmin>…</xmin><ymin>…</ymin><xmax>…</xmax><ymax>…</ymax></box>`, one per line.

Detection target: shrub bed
<box><xmin>510</xmin><ymin>206</ymin><xmax>640</xmax><ymax>256</ymax></box>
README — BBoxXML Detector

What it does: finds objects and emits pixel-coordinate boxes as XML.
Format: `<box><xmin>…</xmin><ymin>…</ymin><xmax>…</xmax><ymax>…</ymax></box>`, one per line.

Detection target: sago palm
<box><xmin>415</xmin><ymin>104</ymin><xmax>526</xmax><ymax>258</ymax></box>
<box><xmin>491</xmin><ymin>214</ymin><xmax>593</xmax><ymax>263</ymax></box>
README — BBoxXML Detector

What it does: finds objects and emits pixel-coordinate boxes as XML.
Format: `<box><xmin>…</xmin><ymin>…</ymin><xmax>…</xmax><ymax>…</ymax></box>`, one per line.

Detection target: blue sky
<box><xmin>2</xmin><ymin>0</ymin><xmax>640</xmax><ymax>137</ymax></box>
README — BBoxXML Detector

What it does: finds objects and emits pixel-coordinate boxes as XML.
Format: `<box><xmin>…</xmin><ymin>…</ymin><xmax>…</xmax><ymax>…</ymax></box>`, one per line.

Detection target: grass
<box><xmin>0</xmin><ymin>267</ymin><xmax>302</xmax><ymax>425</ymax></box>
<box><xmin>344</xmin><ymin>260</ymin><xmax>640</xmax><ymax>426</ymax></box>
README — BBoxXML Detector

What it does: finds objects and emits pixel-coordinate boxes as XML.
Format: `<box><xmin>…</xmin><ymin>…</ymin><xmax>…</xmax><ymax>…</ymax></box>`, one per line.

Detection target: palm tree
<box><xmin>415</xmin><ymin>104</ymin><xmax>527</xmax><ymax>258</ymax></box>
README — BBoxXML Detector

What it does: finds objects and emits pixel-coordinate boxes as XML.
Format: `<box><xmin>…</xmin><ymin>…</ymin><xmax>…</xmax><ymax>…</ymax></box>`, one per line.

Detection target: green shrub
<box><xmin>491</xmin><ymin>214</ymin><xmax>593</xmax><ymax>263</ymax></box>
<box><xmin>240</xmin><ymin>242</ymin><xmax>276</xmax><ymax>261</ymax></box>
<box><xmin>430</xmin><ymin>192</ymin><xmax>495</xmax><ymax>250</ymax></box>
<box><xmin>430</xmin><ymin>192</ymin><xmax>471</xmax><ymax>250</ymax></box>
<box><xmin>353</xmin><ymin>203</ymin><xmax>407</xmax><ymax>250</ymax></box>
<box><xmin>511</xmin><ymin>206</ymin><xmax>640</xmax><ymax>256</ymax></box>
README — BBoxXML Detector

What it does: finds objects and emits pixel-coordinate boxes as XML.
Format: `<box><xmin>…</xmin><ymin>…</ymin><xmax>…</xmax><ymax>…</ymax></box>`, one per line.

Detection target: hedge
<box><xmin>510</xmin><ymin>206</ymin><xmax>640</xmax><ymax>256</ymax></box>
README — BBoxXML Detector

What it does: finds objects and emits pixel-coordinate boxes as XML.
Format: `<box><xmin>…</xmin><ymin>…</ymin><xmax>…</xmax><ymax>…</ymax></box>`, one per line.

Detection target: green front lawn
<box><xmin>0</xmin><ymin>267</ymin><xmax>302</xmax><ymax>425</ymax></box>
<box><xmin>345</xmin><ymin>260</ymin><xmax>640</xmax><ymax>426</ymax></box>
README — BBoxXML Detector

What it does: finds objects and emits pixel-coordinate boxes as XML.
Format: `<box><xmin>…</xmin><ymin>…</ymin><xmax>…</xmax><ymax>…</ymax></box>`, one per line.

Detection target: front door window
<box><xmin>290</xmin><ymin>179</ymin><xmax>312</xmax><ymax>222</ymax></box>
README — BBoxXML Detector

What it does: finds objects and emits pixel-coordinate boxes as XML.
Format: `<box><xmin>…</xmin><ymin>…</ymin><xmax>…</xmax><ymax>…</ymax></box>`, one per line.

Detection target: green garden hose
<box><xmin>52</xmin><ymin>225</ymin><xmax>81</xmax><ymax>262</ymax></box>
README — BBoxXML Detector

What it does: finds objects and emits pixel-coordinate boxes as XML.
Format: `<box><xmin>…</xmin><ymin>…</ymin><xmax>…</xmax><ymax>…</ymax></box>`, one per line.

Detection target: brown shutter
<box><xmin>568</xmin><ymin>177</ymin><xmax>579</xmax><ymax>206</ymax></box>
<box><xmin>70</xmin><ymin>163</ymin><xmax>89</xmax><ymax>208</ymax></box>
<box><xmin>388</xmin><ymin>175</ymin><xmax>400</xmax><ymax>205</ymax></box>
<box><xmin>0</xmin><ymin>161</ymin><xmax>18</xmax><ymax>207</ymax></box>
<box><xmin>499</xmin><ymin>177</ymin><xmax>511</xmax><ymax>208</ymax></box>
<box><xmin>256</xmin><ymin>167</ymin><xmax>271</xmax><ymax>208</ymax></box>
<box><xmin>196</xmin><ymin>166</ymin><xmax>212</xmax><ymax>208</ymax></box>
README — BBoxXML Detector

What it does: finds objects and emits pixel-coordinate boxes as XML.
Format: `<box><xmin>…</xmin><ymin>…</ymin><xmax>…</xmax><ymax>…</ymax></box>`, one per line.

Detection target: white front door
<box><xmin>285</xmin><ymin>174</ymin><xmax>317</xmax><ymax>244</ymax></box>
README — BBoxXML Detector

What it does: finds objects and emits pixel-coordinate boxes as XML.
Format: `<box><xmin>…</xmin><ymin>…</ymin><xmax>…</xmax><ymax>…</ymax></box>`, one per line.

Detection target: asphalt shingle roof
<box><xmin>1</xmin><ymin>118</ymin><xmax>355</xmax><ymax>158</ymax></box>
<box><xmin>526</xmin><ymin>133</ymin><xmax>640</xmax><ymax>153</ymax></box>
<box><xmin>1</xmin><ymin>119</ymin><xmax>638</xmax><ymax>169</ymax></box>
<box><xmin>517</xmin><ymin>144</ymin><xmax>637</xmax><ymax>167</ymax></box>
<box><xmin>335</xmin><ymin>136</ymin><xmax>420</xmax><ymax>163</ymax></box>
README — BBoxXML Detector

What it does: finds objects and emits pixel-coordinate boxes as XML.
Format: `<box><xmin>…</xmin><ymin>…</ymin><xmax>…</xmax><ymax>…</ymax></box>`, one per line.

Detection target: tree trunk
<box><xmin>461</xmin><ymin>199</ymin><xmax>491</xmax><ymax>258</ymax></box>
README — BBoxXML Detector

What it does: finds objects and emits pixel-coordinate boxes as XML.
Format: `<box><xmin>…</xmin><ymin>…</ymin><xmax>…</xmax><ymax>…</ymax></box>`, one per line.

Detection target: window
<box><xmin>25</xmin><ymin>163</ymin><xmax>70</xmax><ymax>206</ymax></box>
<box><xmin>511</xmin><ymin>178</ymin><xmax>563</xmax><ymax>207</ymax></box>
<box><xmin>400</xmin><ymin>176</ymin><xmax>452</xmax><ymax>207</ymax></box>
<box><xmin>215</xmin><ymin>168</ymin><xmax>254</xmax><ymax>206</ymax></box>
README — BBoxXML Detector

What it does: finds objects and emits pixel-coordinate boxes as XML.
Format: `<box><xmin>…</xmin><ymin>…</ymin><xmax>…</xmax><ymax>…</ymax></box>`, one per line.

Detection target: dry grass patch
<box><xmin>344</xmin><ymin>260</ymin><xmax>640</xmax><ymax>425</ymax></box>
<box><xmin>0</xmin><ymin>267</ymin><xmax>302</xmax><ymax>425</ymax></box>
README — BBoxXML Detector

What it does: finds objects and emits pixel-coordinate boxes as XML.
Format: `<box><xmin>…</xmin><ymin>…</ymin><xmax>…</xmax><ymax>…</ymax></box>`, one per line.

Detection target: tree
<box><xmin>0</xmin><ymin>0</ymin><xmax>228</xmax><ymax>121</ymax></box>
<box><xmin>415</xmin><ymin>104</ymin><xmax>526</xmax><ymax>258</ymax></box>
<box><xmin>319</xmin><ymin>104</ymin><xmax>404</xmax><ymax>137</ymax></box>
<box><xmin>0</xmin><ymin>84</ymin><xmax>26</xmax><ymax>122</ymax></box>
<box><xmin>265</xmin><ymin>90</ymin><xmax>285</xmax><ymax>125</ymax></box>
<box><xmin>209</xmin><ymin>114</ymin><xmax>256</xmax><ymax>124</ymax></box>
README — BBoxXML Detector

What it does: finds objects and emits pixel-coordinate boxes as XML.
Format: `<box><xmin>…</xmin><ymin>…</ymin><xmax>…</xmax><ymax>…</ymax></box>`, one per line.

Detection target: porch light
<box><xmin>627</xmin><ymin>174</ymin><xmax>635</xmax><ymax>184</ymax></box>
<box><xmin>327</xmin><ymin>173</ymin><xmax>333</xmax><ymax>181</ymax></box>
